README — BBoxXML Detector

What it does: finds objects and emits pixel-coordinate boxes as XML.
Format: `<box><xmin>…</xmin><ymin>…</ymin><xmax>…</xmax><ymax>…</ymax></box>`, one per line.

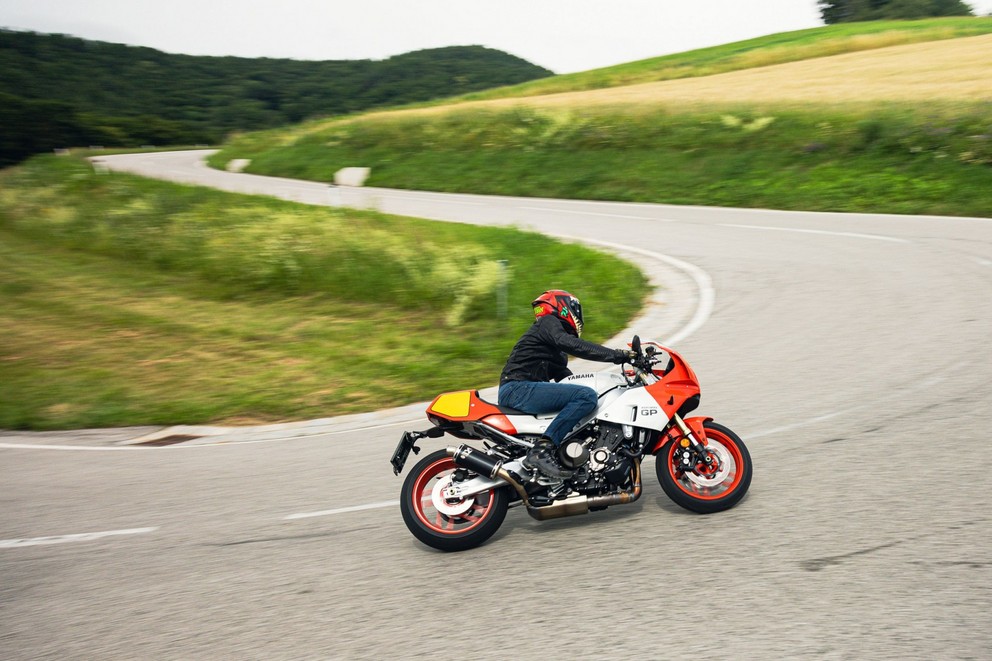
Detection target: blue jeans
<box><xmin>498</xmin><ymin>381</ymin><xmax>598</xmax><ymax>445</ymax></box>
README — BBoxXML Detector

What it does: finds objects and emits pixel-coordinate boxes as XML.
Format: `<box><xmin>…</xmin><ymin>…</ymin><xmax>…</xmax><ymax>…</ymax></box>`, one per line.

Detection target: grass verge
<box><xmin>0</xmin><ymin>157</ymin><xmax>647</xmax><ymax>430</ymax></box>
<box><xmin>214</xmin><ymin>103</ymin><xmax>992</xmax><ymax>218</ymax></box>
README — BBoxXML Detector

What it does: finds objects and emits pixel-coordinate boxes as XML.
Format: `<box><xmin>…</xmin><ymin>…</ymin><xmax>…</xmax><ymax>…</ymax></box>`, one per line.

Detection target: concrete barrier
<box><xmin>334</xmin><ymin>167</ymin><xmax>371</xmax><ymax>187</ymax></box>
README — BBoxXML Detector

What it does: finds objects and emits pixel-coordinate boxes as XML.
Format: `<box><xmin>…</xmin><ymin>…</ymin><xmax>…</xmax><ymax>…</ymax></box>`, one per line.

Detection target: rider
<box><xmin>499</xmin><ymin>290</ymin><xmax>631</xmax><ymax>479</ymax></box>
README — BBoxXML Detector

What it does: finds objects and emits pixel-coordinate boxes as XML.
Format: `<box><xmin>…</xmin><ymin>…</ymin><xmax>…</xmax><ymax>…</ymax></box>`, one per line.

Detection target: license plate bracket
<box><xmin>390</xmin><ymin>426</ymin><xmax>444</xmax><ymax>475</ymax></box>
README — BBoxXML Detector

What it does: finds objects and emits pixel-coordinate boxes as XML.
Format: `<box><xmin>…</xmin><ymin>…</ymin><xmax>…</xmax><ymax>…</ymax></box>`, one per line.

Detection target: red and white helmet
<box><xmin>532</xmin><ymin>290</ymin><xmax>584</xmax><ymax>337</ymax></box>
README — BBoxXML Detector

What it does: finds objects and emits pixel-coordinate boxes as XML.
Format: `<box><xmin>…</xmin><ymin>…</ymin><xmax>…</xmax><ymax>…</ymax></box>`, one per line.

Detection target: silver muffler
<box><xmin>447</xmin><ymin>445</ymin><xmax>531</xmax><ymax>504</ymax></box>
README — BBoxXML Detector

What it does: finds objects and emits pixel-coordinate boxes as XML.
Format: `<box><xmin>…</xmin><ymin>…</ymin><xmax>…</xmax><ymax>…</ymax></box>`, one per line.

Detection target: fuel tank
<box><xmin>560</xmin><ymin>370</ymin><xmax>627</xmax><ymax>396</ymax></box>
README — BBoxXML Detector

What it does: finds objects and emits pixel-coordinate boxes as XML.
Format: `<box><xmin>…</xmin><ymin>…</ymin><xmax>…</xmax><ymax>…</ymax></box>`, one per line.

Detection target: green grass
<box><xmin>453</xmin><ymin>17</ymin><xmax>992</xmax><ymax>101</ymax></box>
<box><xmin>214</xmin><ymin>103</ymin><xmax>992</xmax><ymax>217</ymax></box>
<box><xmin>0</xmin><ymin>156</ymin><xmax>648</xmax><ymax>430</ymax></box>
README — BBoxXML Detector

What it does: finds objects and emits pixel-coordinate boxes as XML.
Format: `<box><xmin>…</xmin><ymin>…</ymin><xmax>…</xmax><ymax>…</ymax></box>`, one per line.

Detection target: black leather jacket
<box><xmin>499</xmin><ymin>315</ymin><xmax>625</xmax><ymax>385</ymax></box>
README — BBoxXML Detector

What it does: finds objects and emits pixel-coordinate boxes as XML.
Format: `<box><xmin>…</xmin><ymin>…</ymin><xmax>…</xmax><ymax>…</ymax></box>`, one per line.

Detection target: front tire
<box><xmin>657</xmin><ymin>420</ymin><xmax>752</xmax><ymax>514</ymax></box>
<box><xmin>400</xmin><ymin>449</ymin><xmax>509</xmax><ymax>552</ymax></box>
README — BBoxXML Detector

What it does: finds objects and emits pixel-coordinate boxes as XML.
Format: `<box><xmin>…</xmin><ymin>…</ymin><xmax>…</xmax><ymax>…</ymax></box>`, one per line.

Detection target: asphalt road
<box><xmin>2</xmin><ymin>150</ymin><xmax>990</xmax><ymax>659</ymax></box>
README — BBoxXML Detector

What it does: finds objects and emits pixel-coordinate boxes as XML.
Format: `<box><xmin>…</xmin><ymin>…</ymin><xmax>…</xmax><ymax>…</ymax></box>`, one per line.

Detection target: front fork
<box><xmin>667</xmin><ymin>415</ymin><xmax>715</xmax><ymax>470</ymax></box>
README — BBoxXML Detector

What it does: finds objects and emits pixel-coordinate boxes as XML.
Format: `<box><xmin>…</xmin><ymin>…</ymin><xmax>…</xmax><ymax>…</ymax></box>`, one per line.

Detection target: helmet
<box><xmin>532</xmin><ymin>290</ymin><xmax>584</xmax><ymax>337</ymax></box>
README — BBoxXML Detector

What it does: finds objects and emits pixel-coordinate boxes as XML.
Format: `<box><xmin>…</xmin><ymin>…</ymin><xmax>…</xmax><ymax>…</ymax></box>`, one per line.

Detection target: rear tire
<box><xmin>400</xmin><ymin>449</ymin><xmax>509</xmax><ymax>552</ymax></box>
<box><xmin>657</xmin><ymin>420</ymin><xmax>751</xmax><ymax>514</ymax></box>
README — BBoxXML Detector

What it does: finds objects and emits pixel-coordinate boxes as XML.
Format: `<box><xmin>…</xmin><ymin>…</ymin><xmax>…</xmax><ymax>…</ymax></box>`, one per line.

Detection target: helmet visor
<box><xmin>567</xmin><ymin>297</ymin><xmax>583</xmax><ymax>336</ymax></box>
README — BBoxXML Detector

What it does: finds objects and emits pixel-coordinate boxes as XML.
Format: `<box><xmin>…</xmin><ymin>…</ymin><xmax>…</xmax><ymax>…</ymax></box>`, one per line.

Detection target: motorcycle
<box><xmin>390</xmin><ymin>336</ymin><xmax>752</xmax><ymax>551</ymax></box>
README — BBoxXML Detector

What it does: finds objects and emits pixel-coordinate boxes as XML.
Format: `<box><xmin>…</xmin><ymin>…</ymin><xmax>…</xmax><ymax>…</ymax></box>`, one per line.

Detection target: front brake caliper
<box><xmin>672</xmin><ymin>435</ymin><xmax>717</xmax><ymax>476</ymax></box>
<box><xmin>675</xmin><ymin>442</ymin><xmax>697</xmax><ymax>472</ymax></box>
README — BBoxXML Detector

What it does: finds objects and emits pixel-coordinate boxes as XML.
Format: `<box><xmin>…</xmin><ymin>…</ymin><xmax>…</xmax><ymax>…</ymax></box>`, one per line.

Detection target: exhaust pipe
<box><xmin>448</xmin><ymin>445</ymin><xmax>642</xmax><ymax>521</ymax></box>
<box><xmin>447</xmin><ymin>445</ymin><xmax>530</xmax><ymax>504</ymax></box>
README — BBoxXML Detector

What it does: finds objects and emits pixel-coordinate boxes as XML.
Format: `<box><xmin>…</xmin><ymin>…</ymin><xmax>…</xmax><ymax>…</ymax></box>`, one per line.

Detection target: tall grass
<box><xmin>215</xmin><ymin>103</ymin><xmax>992</xmax><ymax>217</ymax></box>
<box><xmin>0</xmin><ymin>156</ymin><xmax>649</xmax><ymax>429</ymax></box>
<box><xmin>0</xmin><ymin>156</ymin><xmax>646</xmax><ymax>325</ymax></box>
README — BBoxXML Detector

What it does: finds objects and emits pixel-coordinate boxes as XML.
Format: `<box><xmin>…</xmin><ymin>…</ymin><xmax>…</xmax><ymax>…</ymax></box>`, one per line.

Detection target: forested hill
<box><xmin>0</xmin><ymin>29</ymin><xmax>553</xmax><ymax>166</ymax></box>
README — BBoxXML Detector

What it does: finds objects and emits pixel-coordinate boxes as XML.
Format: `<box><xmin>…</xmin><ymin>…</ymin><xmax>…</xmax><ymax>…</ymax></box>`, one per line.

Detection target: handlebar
<box><xmin>623</xmin><ymin>334</ymin><xmax>667</xmax><ymax>385</ymax></box>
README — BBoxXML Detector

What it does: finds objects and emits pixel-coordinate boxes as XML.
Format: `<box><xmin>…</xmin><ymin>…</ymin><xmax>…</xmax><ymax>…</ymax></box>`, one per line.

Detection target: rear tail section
<box><xmin>427</xmin><ymin>390</ymin><xmax>518</xmax><ymax>435</ymax></box>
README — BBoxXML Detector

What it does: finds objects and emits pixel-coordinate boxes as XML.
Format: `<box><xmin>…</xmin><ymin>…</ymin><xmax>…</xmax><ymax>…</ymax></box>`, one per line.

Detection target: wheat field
<box><xmin>382</xmin><ymin>34</ymin><xmax>992</xmax><ymax>119</ymax></box>
<box><xmin>526</xmin><ymin>33</ymin><xmax>992</xmax><ymax>108</ymax></box>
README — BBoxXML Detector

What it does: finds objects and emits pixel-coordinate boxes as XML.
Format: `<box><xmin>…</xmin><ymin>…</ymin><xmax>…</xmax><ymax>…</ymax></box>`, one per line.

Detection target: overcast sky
<box><xmin>2</xmin><ymin>0</ymin><xmax>991</xmax><ymax>73</ymax></box>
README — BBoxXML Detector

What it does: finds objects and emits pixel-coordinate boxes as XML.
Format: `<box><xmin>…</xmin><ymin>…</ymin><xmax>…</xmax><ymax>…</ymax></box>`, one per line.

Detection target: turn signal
<box><xmin>680</xmin><ymin>438</ymin><xmax>691</xmax><ymax>448</ymax></box>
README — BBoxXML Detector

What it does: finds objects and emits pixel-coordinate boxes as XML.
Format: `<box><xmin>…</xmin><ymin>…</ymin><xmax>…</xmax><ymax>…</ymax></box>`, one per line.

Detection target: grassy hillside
<box><xmin>0</xmin><ymin>156</ymin><xmax>646</xmax><ymax>430</ymax></box>
<box><xmin>456</xmin><ymin>17</ymin><xmax>992</xmax><ymax>101</ymax></box>
<box><xmin>0</xmin><ymin>29</ymin><xmax>552</xmax><ymax>167</ymax></box>
<box><xmin>214</xmin><ymin>23</ymin><xmax>992</xmax><ymax>218</ymax></box>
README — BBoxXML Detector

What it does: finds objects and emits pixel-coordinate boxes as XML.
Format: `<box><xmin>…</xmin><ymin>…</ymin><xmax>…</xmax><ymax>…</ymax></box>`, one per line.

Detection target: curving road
<box><xmin>2</xmin><ymin>150</ymin><xmax>991</xmax><ymax>659</ymax></box>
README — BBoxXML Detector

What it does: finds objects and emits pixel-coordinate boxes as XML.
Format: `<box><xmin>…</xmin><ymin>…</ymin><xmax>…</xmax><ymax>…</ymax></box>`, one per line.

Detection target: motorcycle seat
<box><xmin>476</xmin><ymin>392</ymin><xmax>532</xmax><ymax>416</ymax></box>
<box><xmin>497</xmin><ymin>405</ymin><xmax>531</xmax><ymax>416</ymax></box>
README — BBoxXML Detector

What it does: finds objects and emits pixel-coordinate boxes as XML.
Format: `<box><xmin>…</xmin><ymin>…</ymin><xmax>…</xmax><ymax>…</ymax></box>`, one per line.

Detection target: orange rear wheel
<box><xmin>400</xmin><ymin>450</ymin><xmax>509</xmax><ymax>551</ymax></box>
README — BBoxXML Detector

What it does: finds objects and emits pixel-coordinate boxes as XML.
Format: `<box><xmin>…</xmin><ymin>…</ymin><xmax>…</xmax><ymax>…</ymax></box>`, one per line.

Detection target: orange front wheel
<box><xmin>657</xmin><ymin>420</ymin><xmax>752</xmax><ymax>514</ymax></box>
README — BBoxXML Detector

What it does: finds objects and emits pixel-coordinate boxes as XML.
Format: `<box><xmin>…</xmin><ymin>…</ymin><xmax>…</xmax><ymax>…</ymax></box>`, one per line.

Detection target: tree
<box><xmin>0</xmin><ymin>30</ymin><xmax>554</xmax><ymax>166</ymax></box>
<box><xmin>818</xmin><ymin>0</ymin><xmax>974</xmax><ymax>23</ymax></box>
<box><xmin>0</xmin><ymin>93</ymin><xmax>115</xmax><ymax>167</ymax></box>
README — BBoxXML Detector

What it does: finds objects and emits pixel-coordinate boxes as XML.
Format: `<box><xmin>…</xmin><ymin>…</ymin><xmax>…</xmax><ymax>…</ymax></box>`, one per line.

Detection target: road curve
<box><xmin>2</xmin><ymin>150</ymin><xmax>990</xmax><ymax>659</ymax></box>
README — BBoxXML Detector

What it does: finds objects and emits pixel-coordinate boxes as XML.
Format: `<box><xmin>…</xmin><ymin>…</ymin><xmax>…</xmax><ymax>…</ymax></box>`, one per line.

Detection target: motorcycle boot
<box><xmin>524</xmin><ymin>437</ymin><xmax>572</xmax><ymax>480</ymax></box>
